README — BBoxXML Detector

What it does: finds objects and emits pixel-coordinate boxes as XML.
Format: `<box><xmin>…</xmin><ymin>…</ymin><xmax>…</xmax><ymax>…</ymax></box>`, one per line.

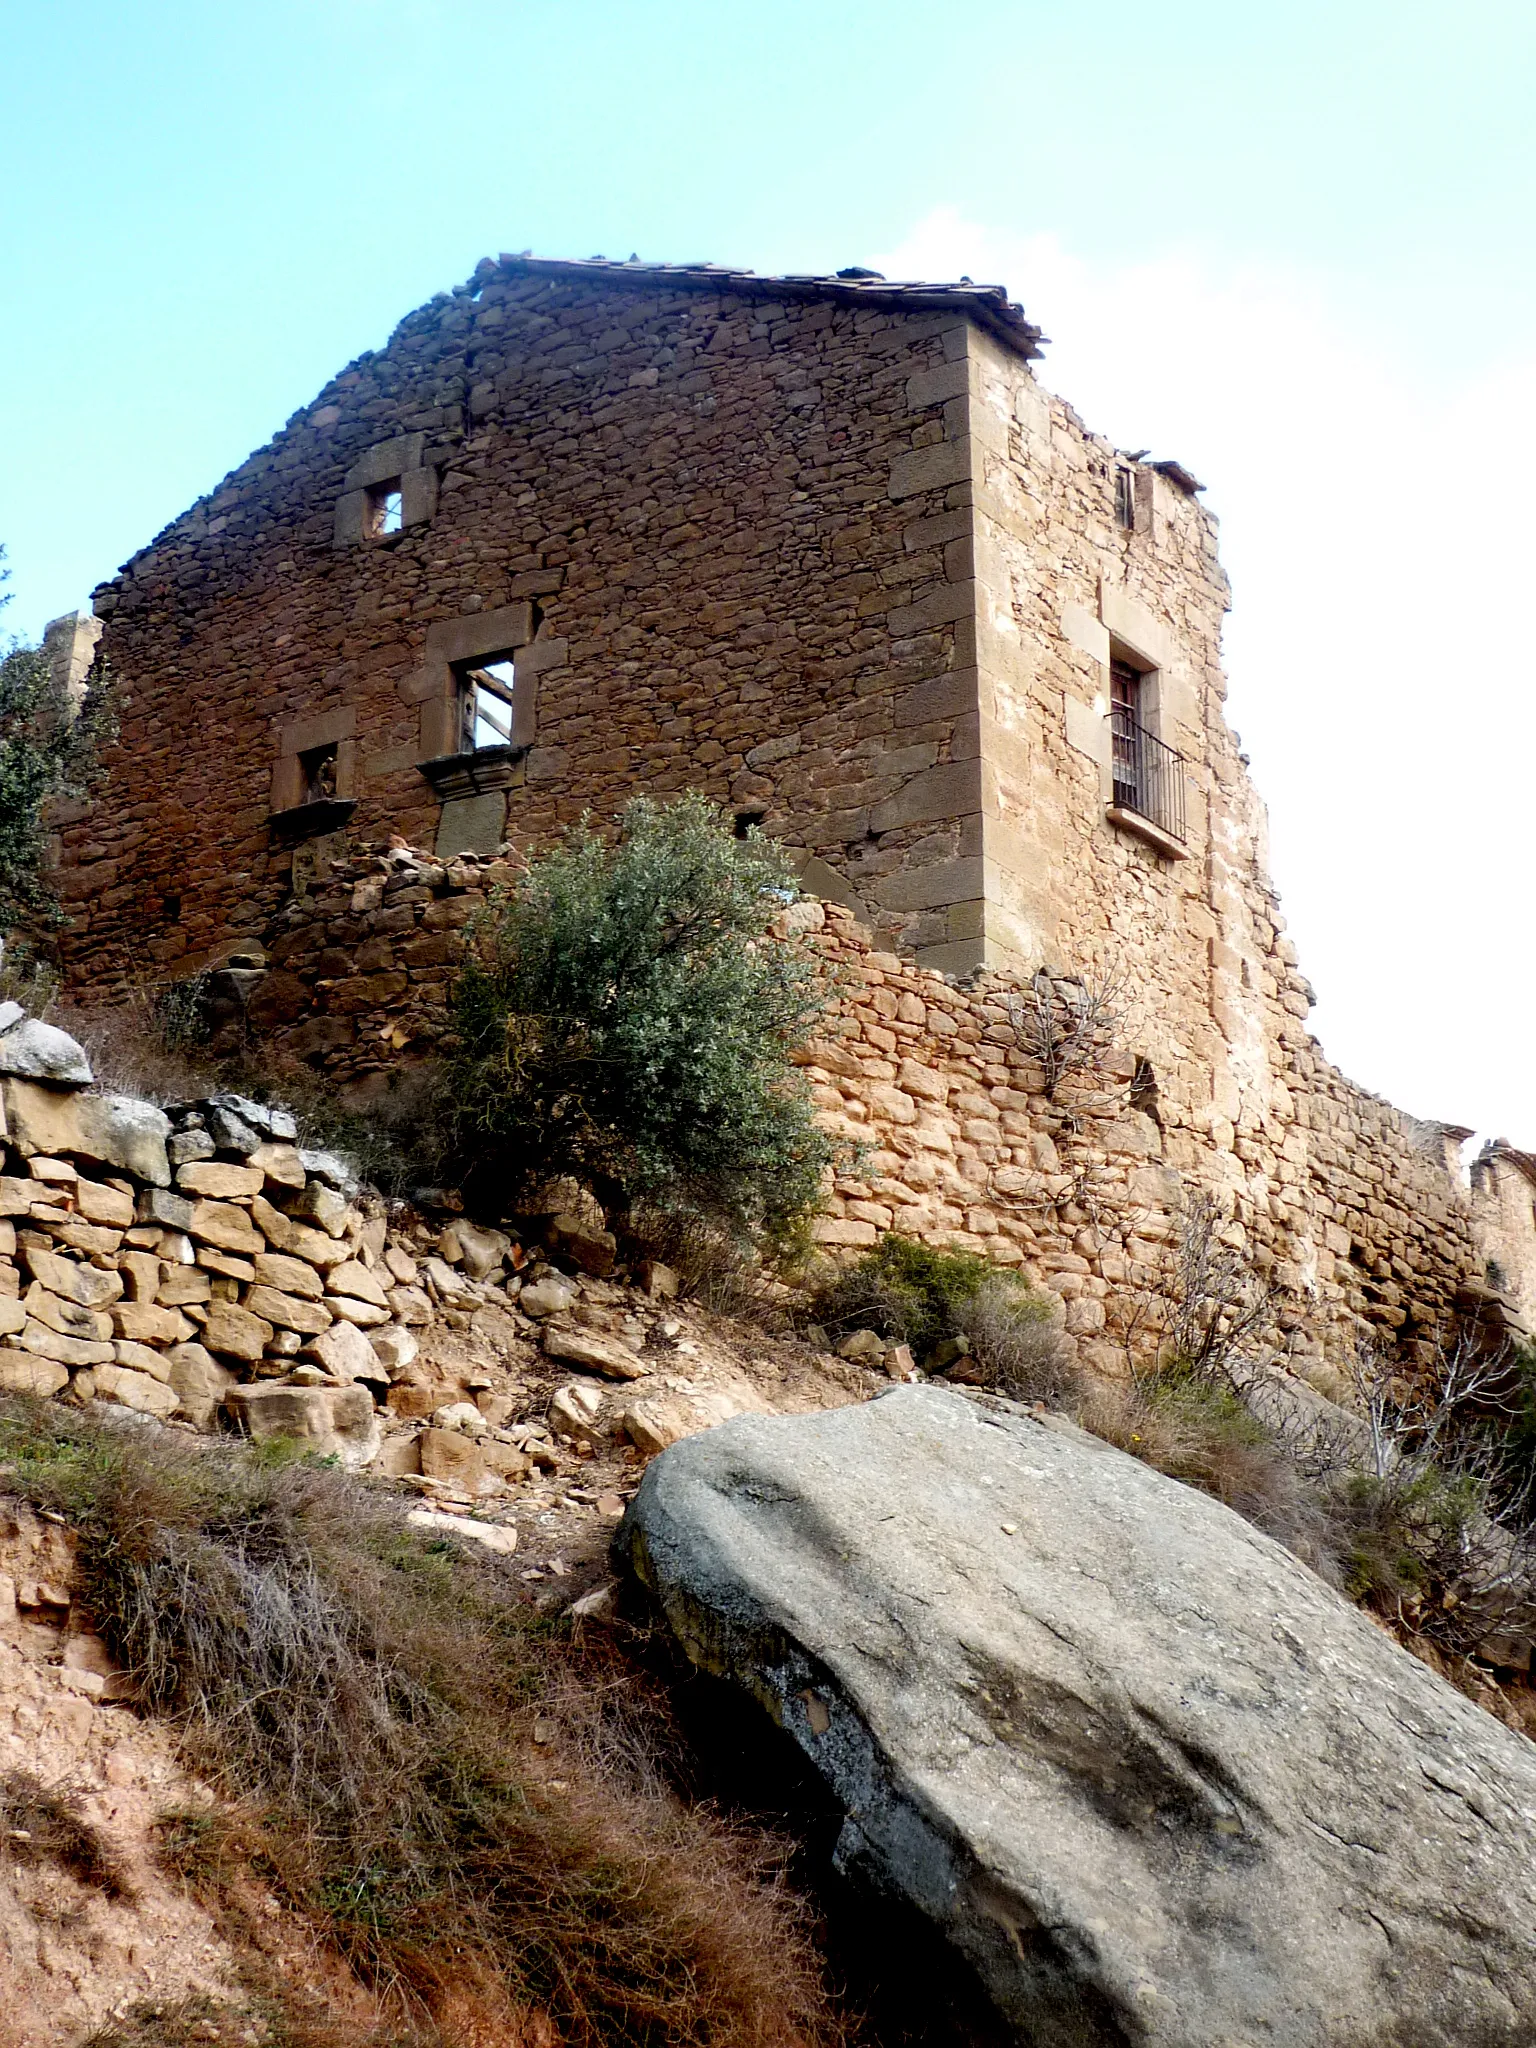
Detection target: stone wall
<box><xmin>0</xmin><ymin>1009</ymin><xmax>560</xmax><ymax>1483</ymax></box>
<box><xmin>59</xmin><ymin>262</ymin><xmax>1036</xmax><ymax>996</ymax></box>
<box><xmin>206</xmin><ymin>841</ymin><xmax>1513</xmax><ymax>1379</ymax></box>
<box><xmin>1469</xmin><ymin>1145</ymin><xmax>1536</xmax><ymax>1331</ymax></box>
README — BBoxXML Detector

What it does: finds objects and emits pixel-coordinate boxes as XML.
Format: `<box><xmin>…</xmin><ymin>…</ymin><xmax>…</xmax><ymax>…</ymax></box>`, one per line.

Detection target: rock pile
<box><xmin>0</xmin><ymin>1010</ymin><xmax>845</xmax><ymax>1509</ymax></box>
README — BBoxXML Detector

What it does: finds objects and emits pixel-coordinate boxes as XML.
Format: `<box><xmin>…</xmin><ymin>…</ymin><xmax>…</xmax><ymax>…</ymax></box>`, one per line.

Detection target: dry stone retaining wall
<box><xmin>192</xmin><ymin>841</ymin><xmax>1519</xmax><ymax>1377</ymax></box>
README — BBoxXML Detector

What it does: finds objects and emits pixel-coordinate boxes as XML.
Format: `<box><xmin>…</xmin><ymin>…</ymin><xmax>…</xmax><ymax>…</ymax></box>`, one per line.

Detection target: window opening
<box><xmin>1109</xmin><ymin>656</ymin><xmax>1187</xmax><ymax>844</ymax></box>
<box><xmin>1110</xmin><ymin>659</ymin><xmax>1143</xmax><ymax>811</ymax></box>
<box><xmin>733</xmin><ymin>807</ymin><xmax>767</xmax><ymax>839</ymax></box>
<box><xmin>457</xmin><ymin>657</ymin><xmax>518</xmax><ymax>753</ymax></box>
<box><xmin>299</xmin><ymin>742</ymin><xmax>338</xmax><ymax>805</ymax></box>
<box><xmin>1114</xmin><ymin>467</ymin><xmax>1136</xmax><ymax>531</ymax></box>
<box><xmin>1128</xmin><ymin>1057</ymin><xmax>1162</xmax><ymax>1128</ymax></box>
<box><xmin>367</xmin><ymin>482</ymin><xmax>404</xmax><ymax>538</ymax></box>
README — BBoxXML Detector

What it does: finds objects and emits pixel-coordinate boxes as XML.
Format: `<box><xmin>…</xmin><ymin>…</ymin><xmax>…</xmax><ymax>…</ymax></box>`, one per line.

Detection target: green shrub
<box><xmin>814</xmin><ymin>1234</ymin><xmax>1072</xmax><ymax>1400</ymax></box>
<box><xmin>450</xmin><ymin>793</ymin><xmax>833</xmax><ymax>1248</ymax></box>
<box><xmin>814</xmin><ymin>1235</ymin><xmax>1005</xmax><ymax>1358</ymax></box>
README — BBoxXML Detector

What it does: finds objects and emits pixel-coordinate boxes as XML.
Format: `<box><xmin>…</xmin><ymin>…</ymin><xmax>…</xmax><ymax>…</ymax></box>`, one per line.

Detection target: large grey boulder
<box><xmin>618</xmin><ymin>1384</ymin><xmax>1536</xmax><ymax>2046</ymax></box>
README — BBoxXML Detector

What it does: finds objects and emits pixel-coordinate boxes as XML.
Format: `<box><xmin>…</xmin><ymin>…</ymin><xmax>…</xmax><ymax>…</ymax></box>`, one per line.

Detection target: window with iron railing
<box><xmin>1109</xmin><ymin>659</ymin><xmax>1187</xmax><ymax>844</ymax></box>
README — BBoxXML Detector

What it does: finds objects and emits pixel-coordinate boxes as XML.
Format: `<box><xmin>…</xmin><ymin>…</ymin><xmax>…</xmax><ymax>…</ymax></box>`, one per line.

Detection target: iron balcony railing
<box><xmin>1110</xmin><ymin>704</ymin><xmax>1188</xmax><ymax>845</ymax></box>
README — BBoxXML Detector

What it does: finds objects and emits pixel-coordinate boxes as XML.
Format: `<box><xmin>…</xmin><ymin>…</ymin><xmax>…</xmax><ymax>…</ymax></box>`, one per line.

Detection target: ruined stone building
<box><xmin>47</xmin><ymin>253</ymin><xmax>1536</xmax><ymax>1368</ymax></box>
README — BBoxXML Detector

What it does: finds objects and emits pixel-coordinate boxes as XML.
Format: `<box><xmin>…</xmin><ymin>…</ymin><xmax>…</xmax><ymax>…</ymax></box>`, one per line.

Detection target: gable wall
<box><xmin>58</xmin><ymin>269</ymin><xmax>1002</xmax><ymax>997</ymax></box>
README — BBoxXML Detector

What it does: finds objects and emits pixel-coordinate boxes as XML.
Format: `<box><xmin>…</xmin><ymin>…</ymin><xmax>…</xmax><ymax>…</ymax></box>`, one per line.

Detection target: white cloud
<box><xmin>876</xmin><ymin>209</ymin><xmax>1536</xmax><ymax>1141</ymax></box>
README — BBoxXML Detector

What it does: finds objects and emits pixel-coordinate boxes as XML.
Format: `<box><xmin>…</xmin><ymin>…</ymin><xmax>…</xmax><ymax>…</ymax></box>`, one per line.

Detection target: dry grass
<box><xmin>0</xmin><ymin>1768</ymin><xmax>131</xmax><ymax>1898</ymax></box>
<box><xmin>1079</xmin><ymin>1371</ymin><xmax>1345</xmax><ymax>1582</ymax></box>
<box><xmin>0</xmin><ymin>1398</ymin><xmax>848</xmax><ymax>2048</ymax></box>
<box><xmin>56</xmin><ymin>992</ymin><xmax>219</xmax><ymax>1106</ymax></box>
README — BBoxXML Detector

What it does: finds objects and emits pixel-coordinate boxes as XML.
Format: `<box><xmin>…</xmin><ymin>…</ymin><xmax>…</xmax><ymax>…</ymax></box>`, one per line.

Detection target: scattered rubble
<box><xmin>0</xmin><ymin>1009</ymin><xmax>879</xmax><ymax>1597</ymax></box>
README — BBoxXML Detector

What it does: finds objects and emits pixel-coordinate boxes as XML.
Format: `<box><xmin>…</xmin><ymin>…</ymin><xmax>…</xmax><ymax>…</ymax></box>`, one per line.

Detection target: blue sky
<box><xmin>2</xmin><ymin>1</ymin><xmax>1534</xmax><ymax>1135</ymax></box>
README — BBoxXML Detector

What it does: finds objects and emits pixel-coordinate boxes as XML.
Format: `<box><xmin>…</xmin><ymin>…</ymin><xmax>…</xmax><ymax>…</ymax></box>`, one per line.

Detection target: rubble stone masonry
<box><xmin>224</xmin><ymin>842</ymin><xmax>1525</xmax><ymax>1380</ymax></box>
<box><xmin>49</xmin><ymin>255</ymin><xmax>1533</xmax><ymax>1372</ymax></box>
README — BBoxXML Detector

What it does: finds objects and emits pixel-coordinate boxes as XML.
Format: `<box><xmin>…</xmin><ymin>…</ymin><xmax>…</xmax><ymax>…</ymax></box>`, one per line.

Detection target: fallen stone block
<box><xmin>92</xmin><ymin>1362</ymin><xmax>179</xmax><ymax>1417</ymax></box>
<box><xmin>542</xmin><ymin>1323</ymin><xmax>648</xmax><ymax>1379</ymax></box>
<box><xmin>0</xmin><ymin>1348</ymin><xmax>70</xmax><ymax>1396</ymax></box>
<box><xmin>305</xmin><ymin>1317</ymin><xmax>383</xmax><ymax>1385</ymax></box>
<box><xmin>374</xmin><ymin>1432</ymin><xmax>422</xmax><ymax>1477</ymax></box>
<box><xmin>368</xmin><ymin>1324</ymin><xmax>418</xmax><ymax>1375</ymax></box>
<box><xmin>200</xmin><ymin>1300</ymin><xmax>275</xmax><ymax>1361</ymax></box>
<box><xmin>549</xmin><ymin>1380</ymin><xmax>606</xmax><ymax>1443</ymax></box>
<box><xmin>420</xmin><ymin>1425</ymin><xmax>494</xmax><ymax>1494</ymax></box>
<box><xmin>405</xmin><ymin>1507</ymin><xmax>517</xmax><ymax>1554</ymax></box>
<box><xmin>547</xmin><ymin>1212</ymin><xmax>617</xmax><ymax>1276</ymax></box>
<box><xmin>245</xmin><ymin>1284</ymin><xmax>333</xmax><ymax>1336</ymax></box>
<box><xmin>441</xmin><ymin>1219</ymin><xmax>509</xmax><ymax>1280</ymax></box>
<box><xmin>387</xmin><ymin>1283</ymin><xmax>433</xmax><ymax>1325</ymax></box>
<box><xmin>226</xmin><ymin>1381</ymin><xmax>378</xmax><ymax>1466</ymax></box>
<box><xmin>481</xmin><ymin>1438</ymin><xmax>533</xmax><ymax>1482</ymax></box>
<box><xmin>519</xmin><ymin>1275</ymin><xmax>575</xmax><ymax>1319</ymax></box>
<box><xmin>23</xmin><ymin>1245</ymin><xmax>123</xmax><ymax>1309</ymax></box>
<box><xmin>618</xmin><ymin>1382</ymin><xmax>769</xmax><ymax>1457</ymax></box>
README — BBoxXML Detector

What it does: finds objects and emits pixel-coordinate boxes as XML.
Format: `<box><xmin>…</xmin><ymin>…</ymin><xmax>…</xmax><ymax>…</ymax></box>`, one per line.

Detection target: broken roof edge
<box><xmin>472</xmin><ymin>252</ymin><xmax>1049</xmax><ymax>362</ymax></box>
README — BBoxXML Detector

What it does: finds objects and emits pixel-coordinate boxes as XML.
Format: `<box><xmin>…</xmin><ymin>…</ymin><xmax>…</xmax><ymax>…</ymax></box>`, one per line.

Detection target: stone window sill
<box><xmin>418</xmin><ymin>747</ymin><xmax>526</xmax><ymax>799</ymax></box>
<box><xmin>269</xmin><ymin>797</ymin><xmax>357</xmax><ymax>841</ymax></box>
<box><xmin>1106</xmin><ymin>804</ymin><xmax>1188</xmax><ymax>862</ymax></box>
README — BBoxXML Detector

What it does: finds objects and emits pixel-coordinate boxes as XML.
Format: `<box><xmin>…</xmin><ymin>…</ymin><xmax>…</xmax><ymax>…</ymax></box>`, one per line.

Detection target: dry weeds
<box><xmin>0</xmin><ymin>1398</ymin><xmax>848</xmax><ymax>2048</ymax></box>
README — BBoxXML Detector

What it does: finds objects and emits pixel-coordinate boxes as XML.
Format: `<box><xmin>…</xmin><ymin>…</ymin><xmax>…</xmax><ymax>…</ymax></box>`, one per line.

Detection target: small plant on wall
<box><xmin>450</xmin><ymin>792</ymin><xmax>835</xmax><ymax>1250</ymax></box>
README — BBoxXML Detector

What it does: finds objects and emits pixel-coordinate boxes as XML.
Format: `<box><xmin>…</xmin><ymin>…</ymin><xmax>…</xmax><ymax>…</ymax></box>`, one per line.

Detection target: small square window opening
<box><xmin>458</xmin><ymin>657</ymin><xmax>518</xmax><ymax>752</ymax></box>
<box><xmin>367</xmin><ymin>482</ymin><xmax>404</xmax><ymax>538</ymax></box>
<box><xmin>299</xmin><ymin>741</ymin><xmax>339</xmax><ymax>804</ymax></box>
